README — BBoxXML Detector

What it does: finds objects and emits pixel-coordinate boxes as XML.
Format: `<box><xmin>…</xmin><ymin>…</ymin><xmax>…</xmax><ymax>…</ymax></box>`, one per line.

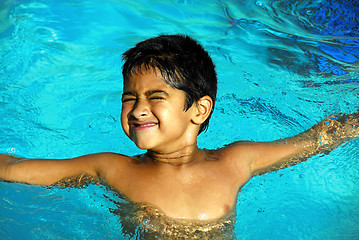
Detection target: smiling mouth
<box><xmin>130</xmin><ymin>122</ymin><xmax>158</xmax><ymax>130</ymax></box>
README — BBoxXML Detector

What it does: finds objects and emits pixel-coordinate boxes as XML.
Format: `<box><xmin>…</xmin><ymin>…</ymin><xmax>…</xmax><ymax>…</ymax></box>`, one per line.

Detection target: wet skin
<box><xmin>114</xmin><ymin>67</ymin><xmax>248</xmax><ymax>219</ymax></box>
<box><xmin>0</xmin><ymin>67</ymin><xmax>358</xmax><ymax>221</ymax></box>
<box><xmin>84</xmin><ymin>67</ymin><xmax>303</xmax><ymax>220</ymax></box>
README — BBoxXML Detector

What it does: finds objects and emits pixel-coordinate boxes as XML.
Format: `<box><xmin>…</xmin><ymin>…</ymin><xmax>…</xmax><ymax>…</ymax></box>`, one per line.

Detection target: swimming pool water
<box><xmin>0</xmin><ymin>0</ymin><xmax>359</xmax><ymax>239</ymax></box>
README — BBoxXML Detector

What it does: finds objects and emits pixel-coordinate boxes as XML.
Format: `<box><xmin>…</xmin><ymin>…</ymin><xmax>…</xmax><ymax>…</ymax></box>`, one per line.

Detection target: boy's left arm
<box><xmin>249</xmin><ymin>111</ymin><xmax>359</xmax><ymax>175</ymax></box>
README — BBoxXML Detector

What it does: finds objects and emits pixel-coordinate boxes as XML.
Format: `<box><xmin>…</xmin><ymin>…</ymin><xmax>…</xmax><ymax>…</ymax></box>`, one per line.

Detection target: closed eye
<box><xmin>149</xmin><ymin>96</ymin><xmax>165</xmax><ymax>100</ymax></box>
<box><xmin>147</xmin><ymin>90</ymin><xmax>168</xmax><ymax>100</ymax></box>
<box><xmin>121</xmin><ymin>97</ymin><xmax>136</xmax><ymax>103</ymax></box>
<box><xmin>122</xmin><ymin>91</ymin><xmax>137</xmax><ymax>103</ymax></box>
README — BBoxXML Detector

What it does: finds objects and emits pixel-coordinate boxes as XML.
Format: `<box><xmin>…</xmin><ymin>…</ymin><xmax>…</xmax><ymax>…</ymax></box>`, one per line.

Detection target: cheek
<box><xmin>152</xmin><ymin>105</ymin><xmax>170</xmax><ymax>122</ymax></box>
<box><xmin>120</xmin><ymin>107</ymin><xmax>130</xmax><ymax>135</ymax></box>
<box><xmin>157</xmin><ymin>107</ymin><xmax>188</xmax><ymax>130</ymax></box>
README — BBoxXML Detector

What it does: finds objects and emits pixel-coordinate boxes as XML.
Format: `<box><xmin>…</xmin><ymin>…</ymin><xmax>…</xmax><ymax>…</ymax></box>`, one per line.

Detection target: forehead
<box><xmin>123</xmin><ymin>66</ymin><xmax>171</xmax><ymax>90</ymax></box>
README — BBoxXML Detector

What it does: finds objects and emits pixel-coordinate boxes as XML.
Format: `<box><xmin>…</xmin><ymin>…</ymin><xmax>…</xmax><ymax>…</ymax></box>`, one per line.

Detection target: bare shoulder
<box><xmin>210</xmin><ymin>141</ymin><xmax>256</xmax><ymax>172</ymax></box>
<box><xmin>217</xmin><ymin>137</ymin><xmax>308</xmax><ymax>176</ymax></box>
<box><xmin>213</xmin><ymin>140</ymin><xmax>299</xmax><ymax>174</ymax></box>
<box><xmin>204</xmin><ymin>142</ymin><xmax>255</xmax><ymax>188</ymax></box>
<box><xmin>214</xmin><ymin>141</ymin><xmax>258</xmax><ymax>162</ymax></box>
<box><xmin>88</xmin><ymin>152</ymin><xmax>140</xmax><ymax>185</ymax></box>
<box><xmin>85</xmin><ymin>152</ymin><xmax>133</xmax><ymax>162</ymax></box>
<box><xmin>85</xmin><ymin>152</ymin><xmax>137</xmax><ymax>173</ymax></box>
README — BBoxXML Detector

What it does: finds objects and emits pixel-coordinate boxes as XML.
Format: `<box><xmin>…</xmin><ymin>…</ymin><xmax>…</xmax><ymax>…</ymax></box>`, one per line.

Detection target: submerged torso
<box><xmin>54</xmin><ymin>147</ymin><xmax>251</xmax><ymax>237</ymax></box>
<box><xmin>54</xmin><ymin>174</ymin><xmax>238</xmax><ymax>239</ymax></box>
<box><xmin>114</xmin><ymin>200</ymin><xmax>237</xmax><ymax>239</ymax></box>
<box><xmin>101</xmin><ymin>148</ymin><xmax>252</xmax><ymax>220</ymax></box>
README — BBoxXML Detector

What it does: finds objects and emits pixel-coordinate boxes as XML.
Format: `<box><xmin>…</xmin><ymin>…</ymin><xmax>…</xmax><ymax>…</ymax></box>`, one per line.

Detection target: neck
<box><xmin>145</xmin><ymin>144</ymin><xmax>201</xmax><ymax>166</ymax></box>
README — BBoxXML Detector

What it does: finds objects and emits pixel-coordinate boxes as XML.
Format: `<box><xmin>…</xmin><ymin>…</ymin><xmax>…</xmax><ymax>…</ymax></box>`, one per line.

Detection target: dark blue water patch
<box><xmin>221</xmin><ymin>0</ymin><xmax>359</xmax><ymax>76</ymax></box>
<box><xmin>307</xmin><ymin>53</ymin><xmax>349</xmax><ymax>76</ymax></box>
<box><xmin>317</xmin><ymin>39</ymin><xmax>359</xmax><ymax>67</ymax></box>
<box><xmin>294</xmin><ymin>0</ymin><xmax>359</xmax><ymax>71</ymax></box>
<box><xmin>300</xmin><ymin>77</ymin><xmax>359</xmax><ymax>88</ymax></box>
<box><xmin>301</xmin><ymin>0</ymin><xmax>359</xmax><ymax>37</ymax></box>
<box><xmin>317</xmin><ymin>56</ymin><xmax>348</xmax><ymax>75</ymax></box>
<box><xmin>267</xmin><ymin>47</ymin><xmax>318</xmax><ymax>77</ymax></box>
<box><xmin>265</xmin><ymin>40</ymin><xmax>356</xmax><ymax>76</ymax></box>
<box><xmin>216</xmin><ymin>93</ymin><xmax>298</xmax><ymax>124</ymax></box>
<box><xmin>319</xmin><ymin>43</ymin><xmax>358</xmax><ymax>64</ymax></box>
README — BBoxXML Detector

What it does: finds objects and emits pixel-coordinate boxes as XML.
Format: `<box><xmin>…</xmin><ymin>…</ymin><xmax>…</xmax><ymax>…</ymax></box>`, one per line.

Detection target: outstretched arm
<box><xmin>249</xmin><ymin>112</ymin><xmax>359</xmax><ymax>175</ymax></box>
<box><xmin>0</xmin><ymin>153</ymin><xmax>109</xmax><ymax>185</ymax></box>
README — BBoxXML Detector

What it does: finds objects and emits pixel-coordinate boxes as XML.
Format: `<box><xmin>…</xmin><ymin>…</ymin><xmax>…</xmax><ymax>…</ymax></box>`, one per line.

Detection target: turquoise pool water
<box><xmin>0</xmin><ymin>0</ymin><xmax>359</xmax><ymax>239</ymax></box>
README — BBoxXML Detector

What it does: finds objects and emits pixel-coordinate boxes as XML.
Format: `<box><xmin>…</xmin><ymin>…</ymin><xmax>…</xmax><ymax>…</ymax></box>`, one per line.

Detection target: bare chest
<box><xmin>109</xmin><ymin>163</ymin><xmax>249</xmax><ymax>220</ymax></box>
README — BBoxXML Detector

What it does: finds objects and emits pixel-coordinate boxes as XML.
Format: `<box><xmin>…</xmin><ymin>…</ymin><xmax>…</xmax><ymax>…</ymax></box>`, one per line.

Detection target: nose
<box><xmin>131</xmin><ymin>99</ymin><xmax>149</xmax><ymax>119</ymax></box>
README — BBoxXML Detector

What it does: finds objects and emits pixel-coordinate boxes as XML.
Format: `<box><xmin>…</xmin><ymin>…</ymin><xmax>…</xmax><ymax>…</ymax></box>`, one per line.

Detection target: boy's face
<box><xmin>121</xmin><ymin>67</ymin><xmax>197</xmax><ymax>153</ymax></box>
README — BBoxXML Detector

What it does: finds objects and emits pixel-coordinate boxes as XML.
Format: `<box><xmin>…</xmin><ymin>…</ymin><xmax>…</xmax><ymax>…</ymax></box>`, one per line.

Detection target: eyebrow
<box><xmin>122</xmin><ymin>90</ymin><xmax>169</xmax><ymax>97</ymax></box>
<box><xmin>146</xmin><ymin>90</ymin><xmax>169</xmax><ymax>96</ymax></box>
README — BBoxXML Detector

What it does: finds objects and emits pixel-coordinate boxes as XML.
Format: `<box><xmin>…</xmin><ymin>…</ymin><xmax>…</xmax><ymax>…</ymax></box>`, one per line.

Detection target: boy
<box><xmin>0</xmin><ymin>34</ymin><xmax>358</xmax><ymax>234</ymax></box>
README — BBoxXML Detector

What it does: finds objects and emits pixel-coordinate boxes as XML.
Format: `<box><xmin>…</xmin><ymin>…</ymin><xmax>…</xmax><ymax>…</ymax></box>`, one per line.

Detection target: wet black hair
<box><xmin>122</xmin><ymin>34</ymin><xmax>217</xmax><ymax>134</ymax></box>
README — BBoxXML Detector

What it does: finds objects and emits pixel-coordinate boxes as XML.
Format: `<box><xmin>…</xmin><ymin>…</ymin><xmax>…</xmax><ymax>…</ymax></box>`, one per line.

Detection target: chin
<box><xmin>136</xmin><ymin>144</ymin><xmax>150</xmax><ymax>150</ymax></box>
<box><xmin>133</xmin><ymin>140</ymin><xmax>153</xmax><ymax>150</ymax></box>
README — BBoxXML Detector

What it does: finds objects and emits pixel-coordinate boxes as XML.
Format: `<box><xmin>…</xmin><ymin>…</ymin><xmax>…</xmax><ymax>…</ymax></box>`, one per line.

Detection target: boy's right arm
<box><xmin>0</xmin><ymin>153</ymin><xmax>109</xmax><ymax>185</ymax></box>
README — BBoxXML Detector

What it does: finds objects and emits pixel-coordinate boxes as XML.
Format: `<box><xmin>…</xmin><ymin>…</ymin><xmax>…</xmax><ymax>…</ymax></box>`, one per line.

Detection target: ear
<box><xmin>191</xmin><ymin>95</ymin><xmax>213</xmax><ymax>125</ymax></box>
